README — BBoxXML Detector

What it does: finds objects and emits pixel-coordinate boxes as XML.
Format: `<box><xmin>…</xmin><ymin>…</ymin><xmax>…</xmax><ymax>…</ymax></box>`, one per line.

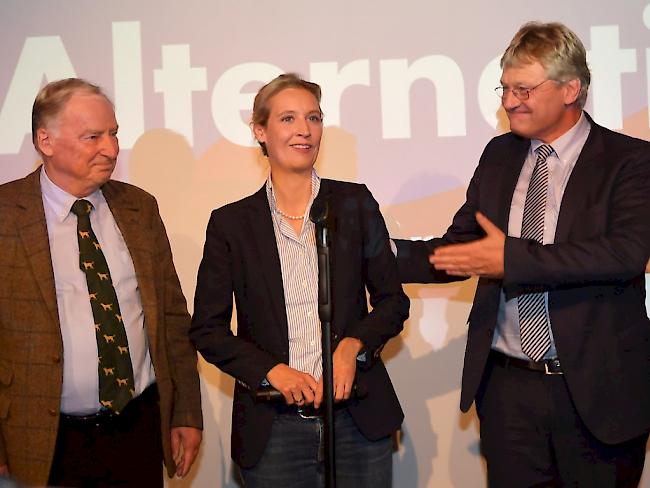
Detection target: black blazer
<box><xmin>396</xmin><ymin>114</ymin><xmax>650</xmax><ymax>444</ymax></box>
<box><xmin>191</xmin><ymin>179</ymin><xmax>409</xmax><ymax>467</ymax></box>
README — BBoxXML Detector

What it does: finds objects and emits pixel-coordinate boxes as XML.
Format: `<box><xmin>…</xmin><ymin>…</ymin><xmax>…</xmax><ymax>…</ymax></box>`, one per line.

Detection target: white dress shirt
<box><xmin>492</xmin><ymin>113</ymin><xmax>591</xmax><ymax>360</ymax></box>
<box><xmin>40</xmin><ymin>167</ymin><xmax>155</xmax><ymax>415</ymax></box>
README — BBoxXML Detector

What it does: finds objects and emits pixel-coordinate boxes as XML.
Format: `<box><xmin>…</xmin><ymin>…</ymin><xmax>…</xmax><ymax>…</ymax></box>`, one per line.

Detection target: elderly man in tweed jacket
<box><xmin>0</xmin><ymin>78</ymin><xmax>202</xmax><ymax>487</ymax></box>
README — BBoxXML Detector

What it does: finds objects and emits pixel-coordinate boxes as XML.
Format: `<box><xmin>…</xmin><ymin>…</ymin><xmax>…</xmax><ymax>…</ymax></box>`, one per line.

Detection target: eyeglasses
<box><xmin>494</xmin><ymin>79</ymin><xmax>553</xmax><ymax>100</ymax></box>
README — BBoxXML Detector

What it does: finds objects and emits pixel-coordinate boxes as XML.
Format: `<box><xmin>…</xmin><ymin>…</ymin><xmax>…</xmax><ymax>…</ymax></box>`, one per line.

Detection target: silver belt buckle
<box><xmin>297</xmin><ymin>407</ymin><xmax>321</xmax><ymax>420</ymax></box>
<box><xmin>544</xmin><ymin>358</ymin><xmax>563</xmax><ymax>375</ymax></box>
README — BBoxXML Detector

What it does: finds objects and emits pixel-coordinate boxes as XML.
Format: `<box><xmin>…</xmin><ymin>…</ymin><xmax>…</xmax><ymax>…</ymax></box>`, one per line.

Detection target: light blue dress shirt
<box><xmin>492</xmin><ymin>113</ymin><xmax>591</xmax><ymax>360</ymax></box>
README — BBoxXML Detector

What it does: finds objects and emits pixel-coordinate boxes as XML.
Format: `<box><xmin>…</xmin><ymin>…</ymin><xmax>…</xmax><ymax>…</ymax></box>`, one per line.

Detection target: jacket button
<box><xmin>52</xmin><ymin>356</ymin><xmax>61</xmax><ymax>364</ymax></box>
<box><xmin>48</xmin><ymin>409</ymin><xmax>57</xmax><ymax>416</ymax></box>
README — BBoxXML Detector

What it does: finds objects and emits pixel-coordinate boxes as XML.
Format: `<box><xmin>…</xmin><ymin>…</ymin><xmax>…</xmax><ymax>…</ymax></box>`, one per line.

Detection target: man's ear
<box><xmin>36</xmin><ymin>127</ymin><xmax>54</xmax><ymax>157</ymax></box>
<box><xmin>563</xmin><ymin>78</ymin><xmax>581</xmax><ymax>106</ymax></box>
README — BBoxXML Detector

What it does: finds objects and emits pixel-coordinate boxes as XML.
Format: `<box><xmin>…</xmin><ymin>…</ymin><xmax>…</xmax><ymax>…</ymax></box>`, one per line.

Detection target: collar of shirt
<box><xmin>40</xmin><ymin>166</ymin><xmax>103</xmax><ymax>222</ymax></box>
<box><xmin>530</xmin><ymin>111</ymin><xmax>591</xmax><ymax>167</ymax></box>
<box><xmin>265</xmin><ymin>169</ymin><xmax>322</xmax><ymax>222</ymax></box>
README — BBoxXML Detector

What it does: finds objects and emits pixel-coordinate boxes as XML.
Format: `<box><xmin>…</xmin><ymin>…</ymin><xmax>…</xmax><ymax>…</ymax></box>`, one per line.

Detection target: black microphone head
<box><xmin>309</xmin><ymin>197</ymin><xmax>328</xmax><ymax>225</ymax></box>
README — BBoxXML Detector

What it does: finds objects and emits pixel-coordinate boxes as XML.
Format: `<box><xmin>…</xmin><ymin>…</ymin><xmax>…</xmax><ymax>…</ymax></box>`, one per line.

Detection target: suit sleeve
<box><xmin>504</xmin><ymin>144</ymin><xmax>650</xmax><ymax>289</ymax></box>
<box><xmin>152</xmin><ymin>201</ymin><xmax>203</xmax><ymax>429</ymax></box>
<box><xmin>342</xmin><ymin>185</ymin><xmax>410</xmax><ymax>360</ymax></box>
<box><xmin>190</xmin><ymin>210</ymin><xmax>281</xmax><ymax>391</ymax></box>
<box><xmin>394</xmin><ymin>154</ymin><xmax>488</xmax><ymax>284</ymax></box>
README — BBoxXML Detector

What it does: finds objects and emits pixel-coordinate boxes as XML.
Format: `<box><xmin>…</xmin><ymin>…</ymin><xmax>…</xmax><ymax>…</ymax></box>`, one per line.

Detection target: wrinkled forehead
<box><xmin>502</xmin><ymin>53</ymin><xmax>547</xmax><ymax>73</ymax></box>
<box><xmin>500</xmin><ymin>60</ymin><xmax>547</xmax><ymax>83</ymax></box>
<box><xmin>48</xmin><ymin>92</ymin><xmax>116</xmax><ymax>132</ymax></box>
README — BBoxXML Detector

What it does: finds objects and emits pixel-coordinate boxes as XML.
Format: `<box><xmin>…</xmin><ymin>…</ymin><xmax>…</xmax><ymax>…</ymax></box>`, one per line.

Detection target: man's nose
<box><xmin>501</xmin><ymin>89</ymin><xmax>521</xmax><ymax>111</ymax></box>
<box><xmin>100</xmin><ymin>134</ymin><xmax>119</xmax><ymax>158</ymax></box>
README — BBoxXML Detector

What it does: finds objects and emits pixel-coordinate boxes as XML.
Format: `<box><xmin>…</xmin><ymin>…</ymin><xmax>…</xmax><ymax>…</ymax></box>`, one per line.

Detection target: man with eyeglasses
<box><xmin>394</xmin><ymin>21</ymin><xmax>650</xmax><ymax>487</ymax></box>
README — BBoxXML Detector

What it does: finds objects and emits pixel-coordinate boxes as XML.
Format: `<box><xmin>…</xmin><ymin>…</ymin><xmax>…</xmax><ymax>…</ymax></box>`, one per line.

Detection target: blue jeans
<box><xmin>240</xmin><ymin>408</ymin><xmax>393</xmax><ymax>488</ymax></box>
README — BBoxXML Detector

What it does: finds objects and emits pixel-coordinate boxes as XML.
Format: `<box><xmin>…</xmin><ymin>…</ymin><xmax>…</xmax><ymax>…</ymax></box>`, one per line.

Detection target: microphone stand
<box><xmin>310</xmin><ymin>199</ymin><xmax>336</xmax><ymax>488</ymax></box>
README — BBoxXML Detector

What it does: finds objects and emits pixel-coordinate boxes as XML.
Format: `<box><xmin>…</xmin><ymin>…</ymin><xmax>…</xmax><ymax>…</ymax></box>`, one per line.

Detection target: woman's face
<box><xmin>254</xmin><ymin>87</ymin><xmax>323</xmax><ymax>174</ymax></box>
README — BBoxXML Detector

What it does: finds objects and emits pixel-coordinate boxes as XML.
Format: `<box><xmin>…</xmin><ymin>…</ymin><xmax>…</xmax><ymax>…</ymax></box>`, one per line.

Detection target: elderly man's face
<box><xmin>39</xmin><ymin>92</ymin><xmax>118</xmax><ymax>197</ymax></box>
<box><xmin>500</xmin><ymin>61</ymin><xmax>580</xmax><ymax>143</ymax></box>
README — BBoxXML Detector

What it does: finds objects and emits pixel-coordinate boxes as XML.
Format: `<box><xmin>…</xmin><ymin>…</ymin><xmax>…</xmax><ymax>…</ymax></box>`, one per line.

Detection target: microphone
<box><xmin>309</xmin><ymin>196</ymin><xmax>330</xmax><ymax>248</ymax></box>
<box><xmin>253</xmin><ymin>386</ymin><xmax>284</xmax><ymax>402</ymax></box>
<box><xmin>252</xmin><ymin>383</ymin><xmax>367</xmax><ymax>403</ymax></box>
<box><xmin>309</xmin><ymin>196</ymin><xmax>332</xmax><ymax>319</ymax></box>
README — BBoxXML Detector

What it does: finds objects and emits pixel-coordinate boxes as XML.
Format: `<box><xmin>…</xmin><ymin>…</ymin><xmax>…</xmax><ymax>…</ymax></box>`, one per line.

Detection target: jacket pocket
<box><xmin>0</xmin><ymin>361</ymin><xmax>12</xmax><ymax>387</ymax></box>
<box><xmin>0</xmin><ymin>395</ymin><xmax>9</xmax><ymax>419</ymax></box>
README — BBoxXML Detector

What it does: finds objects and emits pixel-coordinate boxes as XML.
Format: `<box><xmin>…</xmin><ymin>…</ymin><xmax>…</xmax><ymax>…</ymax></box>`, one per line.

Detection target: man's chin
<box><xmin>507</xmin><ymin>121</ymin><xmax>532</xmax><ymax>139</ymax></box>
<box><xmin>94</xmin><ymin>170</ymin><xmax>115</xmax><ymax>188</ymax></box>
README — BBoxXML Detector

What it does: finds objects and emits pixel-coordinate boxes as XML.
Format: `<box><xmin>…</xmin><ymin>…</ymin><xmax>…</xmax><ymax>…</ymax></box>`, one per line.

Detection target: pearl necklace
<box><xmin>276</xmin><ymin>208</ymin><xmax>304</xmax><ymax>220</ymax></box>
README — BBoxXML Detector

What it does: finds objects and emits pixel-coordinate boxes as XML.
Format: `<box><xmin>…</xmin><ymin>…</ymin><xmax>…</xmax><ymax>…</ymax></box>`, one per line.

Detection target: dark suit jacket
<box><xmin>191</xmin><ymin>179</ymin><xmax>409</xmax><ymax>468</ymax></box>
<box><xmin>396</xmin><ymin>114</ymin><xmax>650</xmax><ymax>444</ymax></box>
<box><xmin>0</xmin><ymin>168</ymin><xmax>203</xmax><ymax>486</ymax></box>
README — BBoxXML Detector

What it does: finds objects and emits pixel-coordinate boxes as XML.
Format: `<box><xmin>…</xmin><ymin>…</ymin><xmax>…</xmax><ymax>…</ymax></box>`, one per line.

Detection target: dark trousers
<box><xmin>476</xmin><ymin>356</ymin><xmax>648</xmax><ymax>488</ymax></box>
<box><xmin>48</xmin><ymin>384</ymin><xmax>163</xmax><ymax>488</ymax></box>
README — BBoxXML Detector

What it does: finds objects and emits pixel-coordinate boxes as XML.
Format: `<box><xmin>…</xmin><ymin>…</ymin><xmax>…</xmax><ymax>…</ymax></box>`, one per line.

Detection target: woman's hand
<box><xmin>315</xmin><ymin>337</ymin><xmax>364</xmax><ymax>408</ymax></box>
<box><xmin>266</xmin><ymin>363</ymin><xmax>318</xmax><ymax>405</ymax></box>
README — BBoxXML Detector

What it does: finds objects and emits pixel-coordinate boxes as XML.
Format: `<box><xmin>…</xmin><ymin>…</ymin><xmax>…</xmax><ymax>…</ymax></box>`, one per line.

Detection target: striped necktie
<box><xmin>518</xmin><ymin>144</ymin><xmax>554</xmax><ymax>361</ymax></box>
<box><xmin>71</xmin><ymin>199</ymin><xmax>135</xmax><ymax>413</ymax></box>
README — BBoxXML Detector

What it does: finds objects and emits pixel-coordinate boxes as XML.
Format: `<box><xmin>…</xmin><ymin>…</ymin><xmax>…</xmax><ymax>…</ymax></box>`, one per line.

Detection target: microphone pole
<box><xmin>310</xmin><ymin>198</ymin><xmax>336</xmax><ymax>488</ymax></box>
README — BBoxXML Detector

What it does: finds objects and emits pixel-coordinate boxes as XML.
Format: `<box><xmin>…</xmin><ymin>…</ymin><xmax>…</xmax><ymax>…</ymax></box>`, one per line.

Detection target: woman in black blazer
<box><xmin>190</xmin><ymin>74</ymin><xmax>409</xmax><ymax>487</ymax></box>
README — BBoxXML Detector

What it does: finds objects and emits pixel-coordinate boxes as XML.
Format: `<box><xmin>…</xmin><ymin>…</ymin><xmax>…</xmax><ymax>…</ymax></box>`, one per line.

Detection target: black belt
<box><xmin>490</xmin><ymin>350</ymin><xmax>563</xmax><ymax>375</ymax></box>
<box><xmin>275</xmin><ymin>401</ymin><xmax>349</xmax><ymax>419</ymax></box>
<box><xmin>60</xmin><ymin>383</ymin><xmax>158</xmax><ymax>426</ymax></box>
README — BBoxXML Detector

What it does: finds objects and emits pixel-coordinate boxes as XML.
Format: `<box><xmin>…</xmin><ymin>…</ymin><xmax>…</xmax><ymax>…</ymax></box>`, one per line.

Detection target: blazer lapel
<box><xmin>16</xmin><ymin>168</ymin><xmax>61</xmax><ymax>331</ymax></box>
<box><xmin>248</xmin><ymin>187</ymin><xmax>289</xmax><ymax>344</ymax></box>
<box><xmin>102</xmin><ymin>181</ymin><xmax>159</xmax><ymax>352</ymax></box>
<box><xmin>495</xmin><ymin>136</ymin><xmax>530</xmax><ymax>231</ymax></box>
<box><xmin>554</xmin><ymin>117</ymin><xmax>605</xmax><ymax>242</ymax></box>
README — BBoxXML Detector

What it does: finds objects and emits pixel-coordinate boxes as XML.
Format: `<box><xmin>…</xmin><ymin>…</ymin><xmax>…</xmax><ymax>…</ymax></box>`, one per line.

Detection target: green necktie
<box><xmin>71</xmin><ymin>199</ymin><xmax>135</xmax><ymax>414</ymax></box>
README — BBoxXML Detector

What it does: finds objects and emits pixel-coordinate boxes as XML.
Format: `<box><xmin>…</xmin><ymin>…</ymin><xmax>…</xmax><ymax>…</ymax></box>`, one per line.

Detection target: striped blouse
<box><xmin>265</xmin><ymin>171</ymin><xmax>323</xmax><ymax>380</ymax></box>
